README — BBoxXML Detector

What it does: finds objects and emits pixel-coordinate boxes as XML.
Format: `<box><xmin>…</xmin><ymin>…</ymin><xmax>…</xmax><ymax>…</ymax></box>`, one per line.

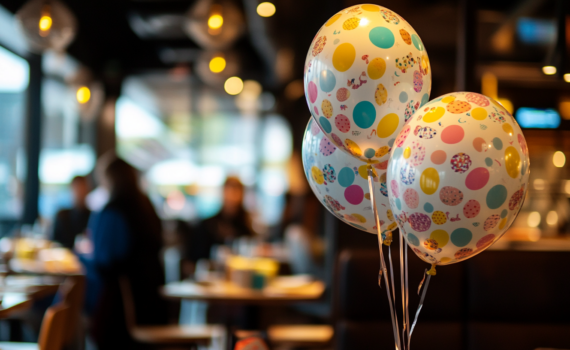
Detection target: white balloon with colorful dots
<box><xmin>387</xmin><ymin>92</ymin><xmax>530</xmax><ymax>266</ymax></box>
<box><xmin>302</xmin><ymin>118</ymin><xmax>398</xmax><ymax>235</ymax></box>
<box><xmin>304</xmin><ymin>4</ymin><xmax>432</xmax><ymax>163</ymax></box>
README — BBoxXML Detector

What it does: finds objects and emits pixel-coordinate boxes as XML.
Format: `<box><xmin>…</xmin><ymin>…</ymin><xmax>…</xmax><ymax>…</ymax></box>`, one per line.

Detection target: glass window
<box><xmin>0</xmin><ymin>45</ymin><xmax>29</xmax><ymax>224</ymax></box>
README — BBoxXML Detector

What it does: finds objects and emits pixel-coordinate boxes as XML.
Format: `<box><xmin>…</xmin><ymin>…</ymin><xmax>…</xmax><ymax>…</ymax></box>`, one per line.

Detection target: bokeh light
<box><xmin>553</xmin><ymin>151</ymin><xmax>566</xmax><ymax>167</ymax></box>
<box><xmin>76</xmin><ymin>86</ymin><xmax>91</xmax><ymax>104</ymax></box>
<box><xmin>208</xmin><ymin>14</ymin><xmax>223</xmax><ymax>29</ymax></box>
<box><xmin>542</xmin><ymin>66</ymin><xmax>556</xmax><ymax>75</ymax></box>
<box><xmin>209</xmin><ymin>56</ymin><xmax>226</xmax><ymax>73</ymax></box>
<box><xmin>39</xmin><ymin>15</ymin><xmax>52</xmax><ymax>32</ymax></box>
<box><xmin>224</xmin><ymin>76</ymin><xmax>243</xmax><ymax>95</ymax></box>
<box><xmin>527</xmin><ymin>211</ymin><xmax>541</xmax><ymax>227</ymax></box>
<box><xmin>257</xmin><ymin>2</ymin><xmax>276</xmax><ymax>17</ymax></box>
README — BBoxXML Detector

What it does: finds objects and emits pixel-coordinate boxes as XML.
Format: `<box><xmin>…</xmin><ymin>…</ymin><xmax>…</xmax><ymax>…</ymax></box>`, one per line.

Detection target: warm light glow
<box><xmin>209</xmin><ymin>56</ymin><xmax>226</xmax><ymax>73</ymax></box>
<box><xmin>359</xmin><ymin>18</ymin><xmax>369</xmax><ymax>26</ymax></box>
<box><xmin>224</xmin><ymin>76</ymin><xmax>243</xmax><ymax>95</ymax></box>
<box><xmin>559</xmin><ymin>100</ymin><xmax>570</xmax><ymax>120</ymax></box>
<box><xmin>39</xmin><ymin>15</ymin><xmax>52</xmax><ymax>31</ymax></box>
<box><xmin>553</xmin><ymin>151</ymin><xmax>566</xmax><ymax>167</ymax></box>
<box><xmin>481</xmin><ymin>72</ymin><xmax>498</xmax><ymax>99</ymax></box>
<box><xmin>76</xmin><ymin>86</ymin><xmax>91</xmax><ymax>104</ymax></box>
<box><xmin>533</xmin><ymin>179</ymin><xmax>545</xmax><ymax>191</ymax></box>
<box><xmin>542</xmin><ymin>66</ymin><xmax>557</xmax><ymax>75</ymax></box>
<box><xmin>208</xmin><ymin>14</ymin><xmax>223</xmax><ymax>29</ymax></box>
<box><xmin>565</xmin><ymin>180</ymin><xmax>570</xmax><ymax>195</ymax></box>
<box><xmin>546</xmin><ymin>211</ymin><xmax>558</xmax><ymax>226</ymax></box>
<box><xmin>497</xmin><ymin>98</ymin><xmax>514</xmax><ymax>114</ymax></box>
<box><xmin>257</xmin><ymin>2</ymin><xmax>276</xmax><ymax>17</ymax></box>
<box><xmin>564</xmin><ymin>74</ymin><xmax>570</xmax><ymax>83</ymax></box>
<box><xmin>527</xmin><ymin>211</ymin><xmax>541</xmax><ymax>228</ymax></box>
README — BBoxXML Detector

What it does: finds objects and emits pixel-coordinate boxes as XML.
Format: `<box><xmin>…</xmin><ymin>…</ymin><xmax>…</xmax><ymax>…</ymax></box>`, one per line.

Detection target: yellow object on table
<box><xmin>226</xmin><ymin>256</ymin><xmax>279</xmax><ymax>290</ymax></box>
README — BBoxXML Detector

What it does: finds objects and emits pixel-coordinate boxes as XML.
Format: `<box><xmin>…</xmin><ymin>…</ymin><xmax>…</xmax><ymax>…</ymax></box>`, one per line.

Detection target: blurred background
<box><xmin>0</xmin><ymin>0</ymin><xmax>568</xmax><ymax>349</ymax></box>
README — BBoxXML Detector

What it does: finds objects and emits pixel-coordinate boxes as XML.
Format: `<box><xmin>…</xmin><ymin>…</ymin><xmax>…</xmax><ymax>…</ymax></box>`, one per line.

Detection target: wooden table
<box><xmin>0</xmin><ymin>276</ymin><xmax>63</xmax><ymax>318</ymax></box>
<box><xmin>9</xmin><ymin>258</ymin><xmax>83</xmax><ymax>276</ymax></box>
<box><xmin>161</xmin><ymin>279</ymin><xmax>325</xmax><ymax>306</ymax></box>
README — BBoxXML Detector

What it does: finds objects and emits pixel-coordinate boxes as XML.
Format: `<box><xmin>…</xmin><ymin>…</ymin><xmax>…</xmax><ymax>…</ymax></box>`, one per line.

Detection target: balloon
<box><xmin>387</xmin><ymin>92</ymin><xmax>530</xmax><ymax>266</ymax></box>
<box><xmin>302</xmin><ymin>118</ymin><xmax>397</xmax><ymax>235</ymax></box>
<box><xmin>304</xmin><ymin>4</ymin><xmax>432</xmax><ymax>163</ymax></box>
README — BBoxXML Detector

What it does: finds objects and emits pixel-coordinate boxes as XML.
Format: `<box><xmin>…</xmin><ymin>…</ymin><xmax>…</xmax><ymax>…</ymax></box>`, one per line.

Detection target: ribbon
<box><xmin>399</xmin><ymin>230</ymin><xmax>407</xmax><ymax>350</ymax></box>
<box><xmin>405</xmin><ymin>243</ymin><xmax>410</xmax><ymax>350</ymax></box>
<box><xmin>409</xmin><ymin>268</ymin><xmax>433</xmax><ymax>343</ymax></box>
<box><xmin>368</xmin><ymin>167</ymin><xmax>402</xmax><ymax>350</ymax></box>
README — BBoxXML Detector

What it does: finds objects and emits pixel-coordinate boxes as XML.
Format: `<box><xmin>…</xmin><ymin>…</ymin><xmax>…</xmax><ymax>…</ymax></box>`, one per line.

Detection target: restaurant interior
<box><xmin>0</xmin><ymin>0</ymin><xmax>568</xmax><ymax>349</ymax></box>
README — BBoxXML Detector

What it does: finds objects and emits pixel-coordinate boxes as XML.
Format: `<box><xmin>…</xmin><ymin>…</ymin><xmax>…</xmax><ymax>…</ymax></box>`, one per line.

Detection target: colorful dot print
<box><xmin>387</xmin><ymin>92</ymin><xmax>530</xmax><ymax>266</ymax></box>
<box><xmin>302</xmin><ymin>119</ymin><xmax>396</xmax><ymax>236</ymax></box>
<box><xmin>304</xmin><ymin>4</ymin><xmax>432</xmax><ymax>162</ymax></box>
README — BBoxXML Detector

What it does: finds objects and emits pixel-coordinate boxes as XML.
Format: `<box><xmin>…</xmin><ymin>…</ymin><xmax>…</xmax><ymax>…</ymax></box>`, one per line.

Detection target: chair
<box><xmin>335</xmin><ymin>245</ymin><xmax>464</xmax><ymax>350</ymax></box>
<box><xmin>466</xmin><ymin>251</ymin><xmax>570</xmax><ymax>350</ymax></box>
<box><xmin>0</xmin><ymin>303</ymin><xmax>70</xmax><ymax>350</ymax></box>
<box><xmin>57</xmin><ymin>276</ymin><xmax>86</xmax><ymax>348</ymax></box>
<box><xmin>119</xmin><ymin>276</ymin><xmax>225</xmax><ymax>348</ymax></box>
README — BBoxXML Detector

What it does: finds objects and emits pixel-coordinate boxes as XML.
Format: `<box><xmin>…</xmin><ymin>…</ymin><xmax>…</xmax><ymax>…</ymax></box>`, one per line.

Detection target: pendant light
<box><xmin>16</xmin><ymin>0</ymin><xmax>77</xmax><ymax>53</ymax></box>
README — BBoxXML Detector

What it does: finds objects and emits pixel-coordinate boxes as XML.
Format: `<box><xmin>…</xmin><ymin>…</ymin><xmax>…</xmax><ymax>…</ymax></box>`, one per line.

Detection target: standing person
<box><xmin>84</xmin><ymin>157</ymin><xmax>167</xmax><ymax>349</ymax></box>
<box><xmin>51</xmin><ymin>176</ymin><xmax>91</xmax><ymax>249</ymax></box>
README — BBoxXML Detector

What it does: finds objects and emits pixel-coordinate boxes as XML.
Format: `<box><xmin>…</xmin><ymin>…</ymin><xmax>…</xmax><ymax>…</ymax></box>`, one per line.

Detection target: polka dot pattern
<box><xmin>302</xmin><ymin>119</ymin><xmax>396</xmax><ymax>236</ymax></box>
<box><xmin>304</xmin><ymin>4</ymin><xmax>432</xmax><ymax>162</ymax></box>
<box><xmin>387</xmin><ymin>92</ymin><xmax>530</xmax><ymax>266</ymax></box>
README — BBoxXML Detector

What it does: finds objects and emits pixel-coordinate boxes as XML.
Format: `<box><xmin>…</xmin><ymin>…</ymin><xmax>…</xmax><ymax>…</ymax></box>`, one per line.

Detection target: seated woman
<box><xmin>83</xmin><ymin>157</ymin><xmax>167</xmax><ymax>348</ymax></box>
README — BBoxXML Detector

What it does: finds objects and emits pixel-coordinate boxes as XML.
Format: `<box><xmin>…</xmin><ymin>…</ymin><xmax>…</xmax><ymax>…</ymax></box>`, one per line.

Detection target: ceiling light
<box><xmin>208</xmin><ymin>14</ymin><xmax>223</xmax><ymax>29</ymax></box>
<box><xmin>76</xmin><ymin>86</ymin><xmax>91</xmax><ymax>104</ymax></box>
<box><xmin>224</xmin><ymin>76</ymin><xmax>243</xmax><ymax>95</ymax></box>
<box><xmin>209</xmin><ymin>56</ymin><xmax>226</xmax><ymax>73</ymax></box>
<box><xmin>256</xmin><ymin>2</ymin><xmax>276</xmax><ymax>17</ymax></box>
<box><xmin>542</xmin><ymin>66</ymin><xmax>557</xmax><ymax>75</ymax></box>
<box><xmin>564</xmin><ymin>74</ymin><xmax>570</xmax><ymax>82</ymax></box>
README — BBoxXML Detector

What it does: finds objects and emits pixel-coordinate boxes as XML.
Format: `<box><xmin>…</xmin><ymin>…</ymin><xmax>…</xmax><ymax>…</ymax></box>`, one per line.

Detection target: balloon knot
<box><xmin>427</xmin><ymin>264</ymin><xmax>437</xmax><ymax>276</ymax></box>
<box><xmin>383</xmin><ymin>231</ymin><xmax>393</xmax><ymax>246</ymax></box>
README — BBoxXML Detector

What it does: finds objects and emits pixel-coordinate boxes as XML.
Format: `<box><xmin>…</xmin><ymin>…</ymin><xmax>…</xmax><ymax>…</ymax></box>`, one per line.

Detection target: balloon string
<box><xmin>409</xmin><ymin>269</ymin><xmax>433</xmax><ymax>342</ymax></box>
<box><xmin>388</xmin><ymin>246</ymin><xmax>397</xmax><ymax>313</ymax></box>
<box><xmin>405</xmin><ymin>242</ymin><xmax>410</xmax><ymax>350</ymax></box>
<box><xmin>399</xmin><ymin>230</ymin><xmax>407</xmax><ymax>350</ymax></box>
<box><xmin>368</xmin><ymin>169</ymin><xmax>402</xmax><ymax>350</ymax></box>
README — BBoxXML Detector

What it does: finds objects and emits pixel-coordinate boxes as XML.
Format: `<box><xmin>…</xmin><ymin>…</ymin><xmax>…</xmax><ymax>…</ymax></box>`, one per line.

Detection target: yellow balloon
<box><xmin>504</xmin><ymin>146</ymin><xmax>521</xmax><ymax>179</ymax></box>
<box><xmin>403</xmin><ymin>147</ymin><xmax>411</xmax><ymax>159</ymax></box>
<box><xmin>377</xmin><ymin>113</ymin><xmax>399</xmax><ymax>138</ymax></box>
<box><xmin>441</xmin><ymin>95</ymin><xmax>455</xmax><ymax>103</ymax></box>
<box><xmin>368</xmin><ymin>58</ymin><xmax>386</xmax><ymax>80</ymax></box>
<box><xmin>430</xmin><ymin>229</ymin><xmax>449</xmax><ymax>248</ymax></box>
<box><xmin>325</xmin><ymin>13</ymin><xmax>342</xmax><ymax>27</ymax></box>
<box><xmin>311</xmin><ymin>166</ymin><xmax>325</xmax><ymax>185</ymax></box>
<box><xmin>471</xmin><ymin>107</ymin><xmax>487</xmax><ymax>121</ymax></box>
<box><xmin>333</xmin><ymin>43</ymin><xmax>356</xmax><ymax>72</ymax></box>
<box><xmin>420</xmin><ymin>167</ymin><xmax>439</xmax><ymax>195</ymax></box>
<box><xmin>502</xmin><ymin>123</ymin><xmax>514</xmax><ymax>136</ymax></box>
<box><xmin>422</xmin><ymin>107</ymin><xmax>445</xmax><ymax>123</ymax></box>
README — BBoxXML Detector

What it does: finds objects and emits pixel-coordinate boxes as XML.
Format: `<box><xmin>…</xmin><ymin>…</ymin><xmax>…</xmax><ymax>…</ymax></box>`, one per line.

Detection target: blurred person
<box><xmin>185</xmin><ymin>176</ymin><xmax>254</xmax><ymax>264</ymax></box>
<box><xmin>81</xmin><ymin>156</ymin><xmax>167</xmax><ymax>348</ymax></box>
<box><xmin>84</xmin><ymin>151</ymin><xmax>115</xmax><ymax>212</ymax></box>
<box><xmin>51</xmin><ymin>176</ymin><xmax>91</xmax><ymax>249</ymax></box>
<box><xmin>283</xmin><ymin>191</ymin><xmax>325</xmax><ymax>278</ymax></box>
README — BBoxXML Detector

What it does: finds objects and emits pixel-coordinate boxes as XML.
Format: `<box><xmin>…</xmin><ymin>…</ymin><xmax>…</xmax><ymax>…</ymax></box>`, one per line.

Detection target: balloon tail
<box><xmin>368</xmin><ymin>167</ymin><xmax>402</xmax><ymax>350</ymax></box>
<box><xmin>409</xmin><ymin>269</ymin><xmax>433</xmax><ymax>344</ymax></box>
<box><xmin>405</xmin><ymin>244</ymin><xmax>410</xmax><ymax>350</ymax></box>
